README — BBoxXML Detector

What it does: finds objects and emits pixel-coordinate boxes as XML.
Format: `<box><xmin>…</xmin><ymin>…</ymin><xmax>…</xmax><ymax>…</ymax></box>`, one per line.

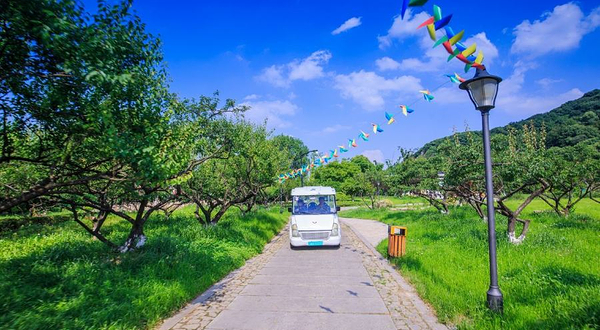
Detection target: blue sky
<box><xmin>85</xmin><ymin>0</ymin><xmax>600</xmax><ymax>164</ymax></box>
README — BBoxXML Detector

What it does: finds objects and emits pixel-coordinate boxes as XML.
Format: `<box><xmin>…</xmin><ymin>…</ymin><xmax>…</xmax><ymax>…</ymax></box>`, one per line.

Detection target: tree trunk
<box><xmin>211</xmin><ymin>204</ymin><xmax>231</xmax><ymax>225</ymax></box>
<box><xmin>507</xmin><ymin>216</ymin><xmax>530</xmax><ymax>244</ymax></box>
<box><xmin>499</xmin><ymin>183</ymin><xmax>546</xmax><ymax>244</ymax></box>
<box><xmin>467</xmin><ymin>199</ymin><xmax>485</xmax><ymax>220</ymax></box>
<box><xmin>119</xmin><ymin>221</ymin><xmax>147</xmax><ymax>253</ymax></box>
<box><xmin>69</xmin><ymin>205</ymin><xmax>118</xmax><ymax>250</ymax></box>
<box><xmin>415</xmin><ymin>191</ymin><xmax>449</xmax><ymax>214</ymax></box>
<box><xmin>92</xmin><ymin>211</ymin><xmax>108</xmax><ymax>233</ymax></box>
<box><xmin>194</xmin><ymin>204</ymin><xmax>202</xmax><ymax>221</ymax></box>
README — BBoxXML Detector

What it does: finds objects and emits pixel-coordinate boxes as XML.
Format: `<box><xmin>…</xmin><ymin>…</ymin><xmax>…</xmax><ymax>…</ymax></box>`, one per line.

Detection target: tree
<box><xmin>386</xmin><ymin>150</ymin><xmax>450</xmax><ymax>213</ymax></box>
<box><xmin>539</xmin><ymin>141</ymin><xmax>600</xmax><ymax>216</ymax></box>
<box><xmin>0</xmin><ymin>0</ymin><xmax>164</xmax><ymax>212</ymax></box>
<box><xmin>53</xmin><ymin>93</ymin><xmax>243</xmax><ymax>251</ymax></box>
<box><xmin>271</xmin><ymin>134</ymin><xmax>310</xmax><ymax>198</ymax></box>
<box><xmin>310</xmin><ymin>160</ymin><xmax>361</xmax><ymax>192</ymax></box>
<box><xmin>443</xmin><ymin>124</ymin><xmax>550</xmax><ymax>244</ymax></box>
<box><xmin>360</xmin><ymin>162</ymin><xmax>385</xmax><ymax>209</ymax></box>
<box><xmin>0</xmin><ymin>1</ymin><xmax>248</xmax><ymax>251</ymax></box>
<box><xmin>351</xmin><ymin>155</ymin><xmax>375</xmax><ymax>173</ymax></box>
<box><xmin>182</xmin><ymin>121</ymin><xmax>285</xmax><ymax>225</ymax></box>
<box><xmin>271</xmin><ymin>135</ymin><xmax>309</xmax><ymax>169</ymax></box>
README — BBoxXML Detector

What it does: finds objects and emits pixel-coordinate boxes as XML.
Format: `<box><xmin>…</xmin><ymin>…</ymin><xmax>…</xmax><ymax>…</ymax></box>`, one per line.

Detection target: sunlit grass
<box><xmin>0</xmin><ymin>206</ymin><xmax>288</xmax><ymax>329</ymax></box>
<box><xmin>336</xmin><ymin>195</ymin><xmax>428</xmax><ymax>207</ymax></box>
<box><xmin>340</xmin><ymin>200</ymin><xmax>599</xmax><ymax>330</ymax></box>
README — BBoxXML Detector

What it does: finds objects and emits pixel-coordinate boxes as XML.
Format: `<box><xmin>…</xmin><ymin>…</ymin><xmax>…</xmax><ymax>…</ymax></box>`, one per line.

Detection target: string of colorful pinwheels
<box><xmin>406</xmin><ymin>1</ymin><xmax>487</xmax><ymax>73</ymax></box>
<box><xmin>277</xmin><ymin>73</ymin><xmax>465</xmax><ymax>183</ymax></box>
<box><xmin>278</xmin><ymin>0</ymin><xmax>485</xmax><ymax>183</ymax></box>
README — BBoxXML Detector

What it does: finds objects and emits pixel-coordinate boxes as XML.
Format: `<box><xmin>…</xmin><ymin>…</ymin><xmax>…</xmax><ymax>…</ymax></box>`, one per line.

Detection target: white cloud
<box><xmin>496</xmin><ymin>62</ymin><xmax>583</xmax><ymax>115</ymax></box>
<box><xmin>333</xmin><ymin>70</ymin><xmax>422</xmax><ymax>111</ymax></box>
<box><xmin>244</xmin><ymin>94</ymin><xmax>260</xmax><ymax>100</ymax></box>
<box><xmin>536</xmin><ymin>78</ymin><xmax>563</xmax><ymax>89</ymax></box>
<box><xmin>430</xmin><ymin>85</ymin><xmax>469</xmax><ymax>104</ymax></box>
<box><xmin>378</xmin><ymin>9</ymin><xmax>431</xmax><ymax>49</ymax></box>
<box><xmin>241</xmin><ymin>100</ymin><xmax>299</xmax><ymax>128</ymax></box>
<box><xmin>362</xmin><ymin>150</ymin><xmax>385</xmax><ymax>164</ymax></box>
<box><xmin>288</xmin><ymin>50</ymin><xmax>332</xmax><ymax>81</ymax></box>
<box><xmin>322</xmin><ymin>124</ymin><xmax>351</xmax><ymax>134</ymax></box>
<box><xmin>511</xmin><ymin>3</ymin><xmax>600</xmax><ymax>58</ymax></box>
<box><xmin>256</xmin><ymin>50</ymin><xmax>332</xmax><ymax>88</ymax></box>
<box><xmin>375</xmin><ymin>57</ymin><xmax>401</xmax><ymax>71</ymax></box>
<box><xmin>256</xmin><ymin>65</ymin><xmax>289</xmax><ymax>88</ymax></box>
<box><xmin>332</xmin><ymin>17</ymin><xmax>362</xmax><ymax>35</ymax></box>
<box><xmin>396</xmin><ymin>57</ymin><xmax>440</xmax><ymax>73</ymax></box>
<box><xmin>498</xmin><ymin>88</ymin><xmax>583</xmax><ymax>116</ymax></box>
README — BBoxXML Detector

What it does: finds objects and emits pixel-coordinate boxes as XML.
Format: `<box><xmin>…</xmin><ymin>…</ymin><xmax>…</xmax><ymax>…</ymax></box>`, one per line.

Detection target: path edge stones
<box><xmin>342</xmin><ymin>220</ymin><xmax>451</xmax><ymax>330</ymax></box>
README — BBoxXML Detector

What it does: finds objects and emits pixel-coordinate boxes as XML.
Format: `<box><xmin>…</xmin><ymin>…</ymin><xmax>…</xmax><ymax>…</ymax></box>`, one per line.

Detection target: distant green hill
<box><xmin>418</xmin><ymin>89</ymin><xmax>600</xmax><ymax>156</ymax></box>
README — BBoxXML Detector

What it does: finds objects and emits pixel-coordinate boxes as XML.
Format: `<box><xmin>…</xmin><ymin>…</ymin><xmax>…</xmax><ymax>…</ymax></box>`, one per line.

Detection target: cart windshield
<box><xmin>292</xmin><ymin>195</ymin><xmax>336</xmax><ymax>215</ymax></box>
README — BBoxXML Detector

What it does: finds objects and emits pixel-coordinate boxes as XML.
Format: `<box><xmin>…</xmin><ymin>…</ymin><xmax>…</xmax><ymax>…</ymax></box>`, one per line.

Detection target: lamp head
<box><xmin>459</xmin><ymin>68</ymin><xmax>502</xmax><ymax>111</ymax></box>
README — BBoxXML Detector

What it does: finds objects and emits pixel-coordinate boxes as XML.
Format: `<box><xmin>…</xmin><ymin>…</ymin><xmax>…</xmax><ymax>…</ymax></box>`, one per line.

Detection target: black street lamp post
<box><xmin>459</xmin><ymin>68</ymin><xmax>504</xmax><ymax>312</ymax></box>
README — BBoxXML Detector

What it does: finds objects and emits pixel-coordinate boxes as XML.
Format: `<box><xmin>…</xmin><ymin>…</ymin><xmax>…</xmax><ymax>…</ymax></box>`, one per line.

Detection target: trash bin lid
<box><xmin>388</xmin><ymin>225</ymin><xmax>407</xmax><ymax>236</ymax></box>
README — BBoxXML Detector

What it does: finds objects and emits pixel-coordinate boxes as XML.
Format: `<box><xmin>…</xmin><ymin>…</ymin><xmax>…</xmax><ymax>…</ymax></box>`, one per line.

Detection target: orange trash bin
<box><xmin>387</xmin><ymin>225</ymin><xmax>407</xmax><ymax>258</ymax></box>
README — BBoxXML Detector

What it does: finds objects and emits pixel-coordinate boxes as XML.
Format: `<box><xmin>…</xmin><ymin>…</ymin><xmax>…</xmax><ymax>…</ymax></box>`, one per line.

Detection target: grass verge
<box><xmin>0</xmin><ymin>206</ymin><xmax>288</xmax><ymax>329</ymax></box>
<box><xmin>340</xmin><ymin>203</ymin><xmax>599</xmax><ymax>330</ymax></box>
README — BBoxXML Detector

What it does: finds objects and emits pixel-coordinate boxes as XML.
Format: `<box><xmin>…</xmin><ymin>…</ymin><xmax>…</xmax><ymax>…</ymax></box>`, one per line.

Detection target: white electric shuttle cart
<box><xmin>289</xmin><ymin>186</ymin><xmax>341</xmax><ymax>247</ymax></box>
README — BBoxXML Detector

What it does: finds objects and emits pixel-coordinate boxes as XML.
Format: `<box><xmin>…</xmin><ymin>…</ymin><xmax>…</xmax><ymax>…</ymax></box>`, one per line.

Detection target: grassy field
<box><xmin>0</xmin><ymin>206</ymin><xmax>288</xmax><ymax>329</ymax></box>
<box><xmin>340</xmin><ymin>200</ymin><xmax>600</xmax><ymax>330</ymax></box>
<box><xmin>336</xmin><ymin>195</ymin><xmax>428</xmax><ymax>207</ymax></box>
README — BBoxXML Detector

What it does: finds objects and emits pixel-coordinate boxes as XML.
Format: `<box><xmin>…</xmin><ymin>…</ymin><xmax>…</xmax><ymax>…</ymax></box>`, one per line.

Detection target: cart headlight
<box><xmin>291</xmin><ymin>224</ymin><xmax>299</xmax><ymax>237</ymax></box>
<box><xmin>331</xmin><ymin>223</ymin><xmax>339</xmax><ymax>236</ymax></box>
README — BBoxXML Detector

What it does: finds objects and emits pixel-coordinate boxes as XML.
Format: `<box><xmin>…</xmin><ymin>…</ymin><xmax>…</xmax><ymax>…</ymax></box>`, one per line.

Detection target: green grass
<box><xmin>0</xmin><ymin>206</ymin><xmax>288</xmax><ymax>330</ymax></box>
<box><xmin>336</xmin><ymin>195</ymin><xmax>428</xmax><ymax>207</ymax></box>
<box><xmin>340</xmin><ymin>201</ymin><xmax>600</xmax><ymax>330</ymax></box>
<box><xmin>382</xmin><ymin>195</ymin><xmax>428</xmax><ymax>205</ymax></box>
<box><xmin>503</xmin><ymin>197</ymin><xmax>600</xmax><ymax>219</ymax></box>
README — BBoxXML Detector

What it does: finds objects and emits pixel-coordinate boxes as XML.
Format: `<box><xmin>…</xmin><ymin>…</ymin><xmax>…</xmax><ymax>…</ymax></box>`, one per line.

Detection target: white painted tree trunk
<box><xmin>507</xmin><ymin>231</ymin><xmax>525</xmax><ymax>244</ymax></box>
<box><xmin>119</xmin><ymin>233</ymin><xmax>147</xmax><ymax>253</ymax></box>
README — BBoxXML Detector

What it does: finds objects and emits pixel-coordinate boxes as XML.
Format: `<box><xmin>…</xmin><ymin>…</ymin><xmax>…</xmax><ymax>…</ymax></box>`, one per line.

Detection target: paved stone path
<box><xmin>158</xmin><ymin>219</ymin><xmax>447</xmax><ymax>330</ymax></box>
<box><xmin>341</xmin><ymin>217</ymin><xmax>389</xmax><ymax>247</ymax></box>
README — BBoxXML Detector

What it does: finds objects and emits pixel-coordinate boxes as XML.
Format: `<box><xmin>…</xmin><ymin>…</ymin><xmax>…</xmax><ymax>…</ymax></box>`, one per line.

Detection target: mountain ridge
<box><xmin>417</xmin><ymin>89</ymin><xmax>600</xmax><ymax>156</ymax></box>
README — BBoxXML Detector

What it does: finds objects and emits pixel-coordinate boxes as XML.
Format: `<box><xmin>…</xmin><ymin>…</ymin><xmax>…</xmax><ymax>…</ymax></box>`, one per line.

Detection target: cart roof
<box><xmin>291</xmin><ymin>186</ymin><xmax>336</xmax><ymax>196</ymax></box>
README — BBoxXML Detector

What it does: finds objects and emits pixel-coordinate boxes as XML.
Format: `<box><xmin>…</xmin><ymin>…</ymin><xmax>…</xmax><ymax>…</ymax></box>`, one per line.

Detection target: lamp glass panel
<box><xmin>467</xmin><ymin>78</ymin><xmax>498</xmax><ymax>109</ymax></box>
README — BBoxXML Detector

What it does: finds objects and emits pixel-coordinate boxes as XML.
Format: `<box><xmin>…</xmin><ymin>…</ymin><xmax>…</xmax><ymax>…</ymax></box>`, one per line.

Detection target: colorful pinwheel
<box><xmin>420</xmin><ymin>89</ymin><xmax>434</xmax><ymax>102</ymax></box>
<box><xmin>401</xmin><ymin>0</ymin><xmax>430</xmax><ymax>19</ymax></box>
<box><xmin>399</xmin><ymin>105</ymin><xmax>414</xmax><ymax>116</ymax></box>
<box><xmin>413</xmin><ymin>5</ymin><xmax>485</xmax><ymax>72</ymax></box>
<box><xmin>372</xmin><ymin>123</ymin><xmax>384</xmax><ymax>134</ymax></box>
<box><xmin>359</xmin><ymin>130</ymin><xmax>370</xmax><ymax>141</ymax></box>
<box><xmin>349</xmin><ymin>138</ymin><xmax>358</xmax><ymax>148</ymax></box>
<box><xmin>445</xmin><ymin>73</ymin><xmax>466</xmax><ymax>84</ymax></box>
<box><xmin>385</xmin><ymin>112</ymin><xmax>395</xmax><ymax>125</ymax></box>
<box><xmin>331</xmin><ymin>149</ymin><xmax>339</xmax><ymax>158</ymax></box>
<box><xmin>339</xmin><ymin>145</ymin><xmax>349</xmax><ymax>153</ymax></box>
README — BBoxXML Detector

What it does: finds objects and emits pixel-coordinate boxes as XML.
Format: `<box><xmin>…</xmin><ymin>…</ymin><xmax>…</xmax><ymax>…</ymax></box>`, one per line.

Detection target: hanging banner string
<box><xmin>277</xmin><ymin>76</ymin><xmax>461</xmax><ymax>183</ymax></box>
